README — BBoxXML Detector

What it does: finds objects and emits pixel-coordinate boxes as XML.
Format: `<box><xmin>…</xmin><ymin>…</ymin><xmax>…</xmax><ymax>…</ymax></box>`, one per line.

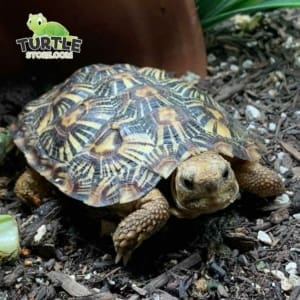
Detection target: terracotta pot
<box><xmin>0</xmin><ymin>0</ymin><xmax>207</xmax><ymax>78</ymax></box>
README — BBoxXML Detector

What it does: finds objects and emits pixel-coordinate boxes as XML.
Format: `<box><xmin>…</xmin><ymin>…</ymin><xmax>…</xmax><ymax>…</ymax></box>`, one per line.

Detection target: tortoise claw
<box><xmin>115</xmin><ymin>250</ymin><xmax>132</xmax><ymax>265</ymax></box>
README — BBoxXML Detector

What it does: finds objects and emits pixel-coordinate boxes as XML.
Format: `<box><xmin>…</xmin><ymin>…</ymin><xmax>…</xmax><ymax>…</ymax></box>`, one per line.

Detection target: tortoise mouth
<box><xmin>173</xmin><ymin>193</ymin><xmax>237</xmax><ymax>217</ymax></box>
<box><xmin>184</xmin><ymin>194</ymin><xmax>236</xmax><ymax>211</ymax></box>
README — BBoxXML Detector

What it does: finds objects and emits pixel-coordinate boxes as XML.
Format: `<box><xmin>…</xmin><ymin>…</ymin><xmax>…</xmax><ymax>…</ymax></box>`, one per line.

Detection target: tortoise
<box><xmin>10</xmin><ymin>63</ymin><xmax>284</xmax><ymax>264</ymax></box>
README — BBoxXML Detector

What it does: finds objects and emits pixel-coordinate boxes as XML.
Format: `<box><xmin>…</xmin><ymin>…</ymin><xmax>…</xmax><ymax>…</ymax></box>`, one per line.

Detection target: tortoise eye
<box><xmin>182</xmin><ymin>178</ymin><xmax>193</xmax><ymax>190</ymax></box>
<box><xmin>222</xmin><ymin>167</ymin><xmax>229</xmax><ymax>179</ymax></box>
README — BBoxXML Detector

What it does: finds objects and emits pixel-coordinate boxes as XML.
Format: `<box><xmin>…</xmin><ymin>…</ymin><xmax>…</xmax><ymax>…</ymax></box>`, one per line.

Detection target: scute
<box><xmin>11</xmin><ymin>63</ymin><xmax>259</xmax><ymax>207</ymax></box>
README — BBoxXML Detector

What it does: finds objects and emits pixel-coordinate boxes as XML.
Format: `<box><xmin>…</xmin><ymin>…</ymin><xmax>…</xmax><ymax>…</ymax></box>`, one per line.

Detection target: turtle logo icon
<box><xmin>16</xmin><ymin>13</ymin><xmax>82</xmax><ymax>59</ymax></box>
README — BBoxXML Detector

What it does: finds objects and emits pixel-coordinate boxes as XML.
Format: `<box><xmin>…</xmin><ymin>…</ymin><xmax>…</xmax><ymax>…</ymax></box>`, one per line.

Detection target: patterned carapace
<box><xmin>11</xmin><ymin>64</ymin><xmax>259</xmax><ymax>207</ymax></box>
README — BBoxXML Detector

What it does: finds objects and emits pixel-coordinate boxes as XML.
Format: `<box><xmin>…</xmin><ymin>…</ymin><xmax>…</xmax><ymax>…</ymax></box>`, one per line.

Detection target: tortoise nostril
<box><xmin>222</xmin><ymin>167</ymin><xmax>229</xmax><ymax>179</ymax></box>
<box><xmin>203</xmin><ymin>181</ymin><xmax>217</xmax><ymax>192</ymax></box>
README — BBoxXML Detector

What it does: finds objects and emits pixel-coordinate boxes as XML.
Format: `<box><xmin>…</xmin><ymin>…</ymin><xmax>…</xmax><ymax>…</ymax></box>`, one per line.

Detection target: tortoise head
<box><xmin>171</xmin><ymin>152</ymin><xmax>239</xmax><ymax>218</ymax></box>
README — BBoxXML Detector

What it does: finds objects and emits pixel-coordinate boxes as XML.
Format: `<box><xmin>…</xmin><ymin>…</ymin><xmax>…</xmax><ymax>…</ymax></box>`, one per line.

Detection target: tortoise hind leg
<box><xmin>113</xmin><ymin>188</ymin><xmax>170</xmax><ymax>265</ymax></box>
<box><xmin>234</xmin><ymin>162</ymin><xmax>284</xmax><ymax>198</ymax></box>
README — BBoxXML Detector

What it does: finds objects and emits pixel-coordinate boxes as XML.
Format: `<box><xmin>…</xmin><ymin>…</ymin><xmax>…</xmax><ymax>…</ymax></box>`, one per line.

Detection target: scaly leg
<box><xmin>234</xmin><ymin>162</ymin><xmax>284</xmax><ymax>197</ymax></box>
<box><xmin>113</xmin><ymin>188</ymin><xmax>170</xmax><ymax>264</ymax></box>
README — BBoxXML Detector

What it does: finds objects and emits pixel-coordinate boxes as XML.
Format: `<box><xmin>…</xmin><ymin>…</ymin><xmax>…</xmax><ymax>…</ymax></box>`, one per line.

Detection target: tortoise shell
<box><xmin>11</xmin><ymin>64</ymin><xmax>259</xmax><ymax>207</ymax></box>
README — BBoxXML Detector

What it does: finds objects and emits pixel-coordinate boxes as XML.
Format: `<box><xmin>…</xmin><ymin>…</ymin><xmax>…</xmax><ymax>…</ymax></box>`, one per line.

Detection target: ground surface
<box><xmin>0</xmin><ymin>9</ymin><xmax>300</xmax><ymax>300</ymax></box>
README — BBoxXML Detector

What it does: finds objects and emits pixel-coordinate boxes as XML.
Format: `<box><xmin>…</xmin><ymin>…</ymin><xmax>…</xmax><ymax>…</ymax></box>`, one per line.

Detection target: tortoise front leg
<box><xmin>234</xmin><ymin>162</ymin><xmax>284</xmax><ymax>198</ymax></box>
<box><xmin>113</xmin><ymin>188</ymin><xmax>170</xmax><ymax>264</ymax></box>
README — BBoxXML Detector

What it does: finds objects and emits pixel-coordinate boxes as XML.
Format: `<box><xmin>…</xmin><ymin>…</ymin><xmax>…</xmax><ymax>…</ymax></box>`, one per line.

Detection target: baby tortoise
<box><xmin>10</xmin><ymin>64</ymin><xmax>284</xmax><ymax>264</ymax></box>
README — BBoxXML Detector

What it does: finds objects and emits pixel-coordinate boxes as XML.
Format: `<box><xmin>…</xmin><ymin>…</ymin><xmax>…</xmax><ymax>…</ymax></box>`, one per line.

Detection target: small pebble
<box><xmin>217</xmin><ymin>284</ymin><xmax>229</xmax><ymax>298</ymax></box>
<box><xmin>233</xmin><ymin>14</ymin><xmax>252</xmax><ymax>28</ymax></box>
<box><xmin>230</xmin><ymin>64</ymin><xmax>239</xmax><ymax>72</ymax></box>
<box><xmin>274</xmin><ymin>194</ymin><xmax>290</xmax><ymax>205</ymax></box>
<box><xmin>268</xmin><ymin>123</ymin><xmax>276</xmax><ymax>132</ymax></box>
<box><xmin>268</xmin><ymin>89</ymin><xmax>276</xmax><ymax>97</ymax></box>
<box><xmin>70</xmin><ymin>274</ymin><xmax>76</xmax><ymax>280</ymax></box>
<box><xmin>35</xmin><ymin>278</ymin><xmax>45</xmax><ymax>285</ymax></box>
<box><xmin>108</xmin><ymin>279</ymin><xmax>116</xmax><ymax>286</ymax></box>
<box><xmin>247</xmin><ymin>123</ymin><xmax>257</xmax><ymax>130</ymax></box>
<box><xmin>246</xmin><ymin>41</ymin><xmax>258</xmax><ymax>47</ymax></box>
<box><xmin>285</xmin><ymin>262</ymin><xmax>297</xmax><ymax>275</ymax></box>
<box><xmin>279</xmin><ymin>166</ymin><xmax>289</xmax><ymax>175</ymax></box>
<box><xmin>238</xmin><ymin>255</ymin><xmax>249</xmax><ymax>266</ymax></box>
<box><xmin>245</xmin><ymin>105</ymin><xmax>261</xmax><ymax>120</ymax></box>
<box><xmin>23</xmin><ymin>259</ymin><xmax>33</xmax><ymax>267</ymax></box>
<box><xmin>242</xmin><ymin>59</ymin><xmax>254</xmax><ymax>69</ymax></box>
<box><xmin>274</xmin><ymin>71</ymin><xmax>285</xmax><ymax>80</ymax></box>
<box><xmin>257</xmin><ymin>127</ymin><xmax>267</xmax><ymax>134</ymax></box>
<box><xmin>265</xmin><ymin>139</ymin><xmax>271</xmax><ymax>144</ymax></box>
<box><xmin>294</xmin><ymin>111</ymin><xmax>300</xmax><ymax>117</ymax></box>
<box><xmin>220</xmin><ymin>62</ymin><xmax>228</xmax><ymax>70</ymax></box>
<box><xmin>293</xmin><ymin>213</ymin><xmax>300</xmax><ymax>221</ymax></box>
<box><xmin>277</xmin><ymin>152</ymin><xmax>286</xmax><ymax>161</ymax></box>
<box><xmin>280</xmin><ymin>112</ymin><xmax>287</xmax><ymax>119</ymax></box>
<box><xmin>256</xmin><ymin>219</ymin><xmax>264</xmax><ymax>226</ymax></box>
<box><xmin>207</xmin><ymin>53</ymin><xmax>216</xmax><ymax>63</ymax></box>
<box><xmin>268</xmin><ymin>155</ymin><xmax>276</xmax><ymax>162</ymax></box>
<box><xmin>257</xmin><ymin>230</ymin><xmax>272</xmax><ymax>245</ymax></box>
<box><xmin>34</xmin><ymin>225</ymin><xmax>47</xmax><ymax>243</ymax></box>
<box><xmin>295</xmin><ymin>55</ymin><xmax>300</xmax><ymax>68</ymax></box>
<box><xmin>228</xmin><ymin>56</ymin><xmax>237</xmax><ymax>63</ymax></box>
<box><xmin>284</xmin><ymin>36</ymin><xmax>294</xmax><ymax>49</ymax></box>
<box><xmin>233</xmin><ymin>110</ymin><xmax>240</xmax><ymax>120</ymax></box>
<box><xmin>286</xmin><ymin>190</ymin><xmax>294</xmax><ymax>196</ymax></box>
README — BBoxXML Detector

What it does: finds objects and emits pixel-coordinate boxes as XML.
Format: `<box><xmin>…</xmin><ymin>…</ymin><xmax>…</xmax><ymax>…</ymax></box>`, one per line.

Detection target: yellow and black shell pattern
<box><xmin>11</xmin><ymin>64</ymin><xmax>259</xmax><ymax>207</ymax></box>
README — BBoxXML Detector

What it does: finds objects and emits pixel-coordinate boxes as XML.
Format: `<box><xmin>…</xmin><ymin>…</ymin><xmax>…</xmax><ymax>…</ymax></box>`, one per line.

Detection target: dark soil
<box><xmin>1</xmin><ymin>9</ymin><xmax>300</xmax><ymax>300</ymax></box>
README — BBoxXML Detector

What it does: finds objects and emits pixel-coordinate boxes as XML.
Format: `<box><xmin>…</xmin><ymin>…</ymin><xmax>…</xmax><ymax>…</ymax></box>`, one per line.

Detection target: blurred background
<box><xmin>0</xmin><ymin>0</ymin><xmax>207</xmax><ymax>79</ymax></box>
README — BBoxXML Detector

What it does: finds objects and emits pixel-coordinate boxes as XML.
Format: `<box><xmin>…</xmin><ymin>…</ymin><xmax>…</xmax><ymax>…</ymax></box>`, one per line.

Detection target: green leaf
<box><xmin>0</xmin><ymin>215</ymin><xmax>20</xmax><ymax>261</ymax></box>
<box><xmin>196</xmin><ymin>0</ymin><xmax>300</xmax><ymax>29</ymax></box>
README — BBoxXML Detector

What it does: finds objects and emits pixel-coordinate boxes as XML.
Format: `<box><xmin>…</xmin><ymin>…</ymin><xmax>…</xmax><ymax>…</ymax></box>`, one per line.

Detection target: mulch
<box><xmin>0</xmin><ymin>8</ymin><xmax>299</xmax><ymax>300</ymax></box>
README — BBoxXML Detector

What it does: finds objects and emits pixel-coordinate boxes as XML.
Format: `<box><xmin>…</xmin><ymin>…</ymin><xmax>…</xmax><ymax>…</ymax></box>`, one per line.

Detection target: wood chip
<box><xmin>3</xmin><ymin>266</ymin><xmax>24</xmax><ymax>287</ymax></box>
<box><xmin>215</xmin><ymin>83</ymin><xmax>245</xmax><ymax>102</ymax></box>
<box><xmin>280</xmin><ymin>141</ymin><xmax>300</xmax><ymax>161</ymax></box>
<box><xmin>144</xmin><ymin>252</ymin><xmax>201</xmax><ymax>292</ymax></box>
<box><xmin>47</xmin><ymin>271</ymin><xmax>92</xmax><ymax>297</ymax></box>
<box><xmin>131</xmin><ymin>283</ymin><xmax>147</xmax><ymax>296</ymax></box>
